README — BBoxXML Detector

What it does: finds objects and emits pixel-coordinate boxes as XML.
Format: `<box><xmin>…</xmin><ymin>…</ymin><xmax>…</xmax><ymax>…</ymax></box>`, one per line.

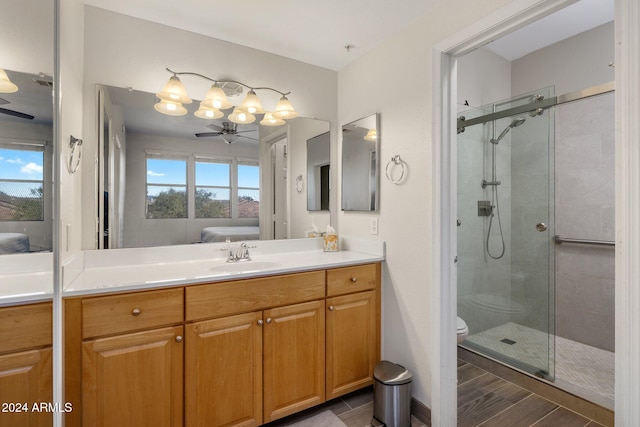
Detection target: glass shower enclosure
<box><xmin>456</xmin><ymin>88</ymin><xmax>555</xmax><ymax>380</ymax></box>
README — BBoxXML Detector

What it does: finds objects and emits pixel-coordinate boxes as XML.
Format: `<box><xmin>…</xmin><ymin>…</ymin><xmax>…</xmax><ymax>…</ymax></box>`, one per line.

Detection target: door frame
<box><xmin>431</xmin><ymin>0</ymin><xmax>640</xmax><ymax>425</ymax></box>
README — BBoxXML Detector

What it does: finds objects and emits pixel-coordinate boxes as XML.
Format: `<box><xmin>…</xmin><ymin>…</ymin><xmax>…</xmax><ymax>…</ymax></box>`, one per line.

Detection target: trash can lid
<box><xmin>374</xmin><ymin>360</ymin><xmax>412</xmax><ymax>385</ymax></box>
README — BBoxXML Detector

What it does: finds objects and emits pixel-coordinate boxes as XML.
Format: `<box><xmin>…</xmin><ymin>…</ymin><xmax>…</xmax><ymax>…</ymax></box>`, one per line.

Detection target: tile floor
<box><xmin>465</xmin><ymin>322</ymin><xmax>614</xmax><ymax>409</ymax></box>
<box><xmin>265</xmin><ymin>358</ymin><xmax>607</xmax><ymax>427</ymax></box>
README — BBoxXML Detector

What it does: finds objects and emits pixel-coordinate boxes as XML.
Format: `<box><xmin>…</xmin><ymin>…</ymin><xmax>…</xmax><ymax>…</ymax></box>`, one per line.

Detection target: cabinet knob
<box><xmin>328</xmin><ymin>306</ymin><xmax>335</xmax><ymax>311</ymax></box>
<box><xmin>350</xmin><ymin>277</ymin><xmax>358</xmax><ymax>283</ymax></box>
<box><xmin>175</xmin><ymin>335</ymin><xmax>183</xmax><ymax>343</ymax></box>
<box><xmin>131</xmin><ymin>308</ymin><xmax>141</xmax><ymax>316</ymax></box>
<box><xmin>257</xmin><ymin>320</ymin><xmax>264</xmax><ymax>326</ymax></box>
<box><xmin>265</xmin><ymin>318</ymin><xmax>272</xmax><ymax>324</ymax></box>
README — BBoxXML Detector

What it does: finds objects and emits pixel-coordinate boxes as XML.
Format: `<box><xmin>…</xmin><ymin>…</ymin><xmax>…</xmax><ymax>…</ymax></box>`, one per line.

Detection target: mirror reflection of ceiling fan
<box><xmin>195</xmin><ymin>122</ymin><xmax>258</xmax><ymax>144</ymax></box>
<box><xmin>0</xmin><ymin>97</ymin><xmax>34</xmax><ymax>120</ymax></box>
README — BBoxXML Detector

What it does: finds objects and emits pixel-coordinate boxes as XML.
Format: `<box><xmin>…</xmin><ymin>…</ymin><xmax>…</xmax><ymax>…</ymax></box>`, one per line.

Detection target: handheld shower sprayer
<box><xmin>490</xmin><ymin>116</ymin><xmax>526</xmax><ymax>144</ymax></box>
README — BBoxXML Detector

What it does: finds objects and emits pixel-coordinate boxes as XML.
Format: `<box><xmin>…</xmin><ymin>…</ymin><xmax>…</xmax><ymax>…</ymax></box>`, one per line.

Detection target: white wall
<box><xmin>337</xmin><ymin>0</ymin><xmax>511</xmax><ymax>407</ymax></box>
<box><xmin>512</xmin><ymin>21</ymin><xmax>614</xmax><ymax>96</ymax></box>
<box><xmin>81</xmin><ymin>6</ymin><xmax>338</xmax><ymax>249</ymax></box>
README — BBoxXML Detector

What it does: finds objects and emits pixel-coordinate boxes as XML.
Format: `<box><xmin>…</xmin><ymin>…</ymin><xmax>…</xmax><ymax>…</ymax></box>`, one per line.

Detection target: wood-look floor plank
<box><xmin>458</xmin><ymin>372</ymin><xmax>509</xmax><ymax>407</ymax></box>
<box><xmin>458</xmin><ymin>363</ymin><xmax>487</xmax><ymax>385</ymax></box>
<box><xmin>531</xmin><ymin>407</ymin><xmax>592</xmax><ymax>427</ymax></box>
<box><xmin>479</xmin><ymin>395</ymin><xmax>558</xmax><ymax>427</ymax></box>
<box><xmin>458</xmin><ymin>381</ymin><xmax>532</xmax><ymax>427</ymax></box>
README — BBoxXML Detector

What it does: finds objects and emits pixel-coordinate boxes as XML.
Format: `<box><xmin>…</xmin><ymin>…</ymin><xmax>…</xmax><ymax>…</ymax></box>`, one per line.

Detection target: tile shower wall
<box><xmin>457</xmin><ymin>48</ymin><xmax>513</xmax><ymax>334</ymax></box>
<box><xmin>554</xmin><ymin>92</ymin><xmax>615</xmax><ymax>351</ymax></box>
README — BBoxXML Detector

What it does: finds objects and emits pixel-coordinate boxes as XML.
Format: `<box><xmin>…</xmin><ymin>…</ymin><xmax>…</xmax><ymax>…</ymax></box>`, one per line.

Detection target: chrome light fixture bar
<box><xmin>154</xmin><ymin>68</ymin><xmax>298</xmax><ymax>126</ymax></box>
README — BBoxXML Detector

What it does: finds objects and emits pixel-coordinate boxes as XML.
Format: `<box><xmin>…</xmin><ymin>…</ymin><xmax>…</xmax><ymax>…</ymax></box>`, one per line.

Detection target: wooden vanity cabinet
<box><xmin>185</xmin><ymin>271</ymin><xmax>326</xmax><ymax>426</ymax></box>
<box><xmin>325</xmin><ymin>263</ymin><xmax>381</xmax><ymax>400</ymax></box>
<box><xmin>67</xmin><ymin>263</ymin><xmax>381</xmax><ymax>427</ymax></box>
<box><xmin>262</xmin><ymin>300</ymin><xmax>325</xmax><ymax>422</ymax></box>
<box><xmin>0</xmin><ymin>302</ymin><xmax>53</xmax><ymax>427</ymax></box>
<box><xmin>185</xmin><ymin>311</ymin><xmax>263</xmax><ymax>427</ymax></box>
<box><xmin>79</xmin><ymin>288</ymin><xmax>185</xmax><ymax>427</ymax></box>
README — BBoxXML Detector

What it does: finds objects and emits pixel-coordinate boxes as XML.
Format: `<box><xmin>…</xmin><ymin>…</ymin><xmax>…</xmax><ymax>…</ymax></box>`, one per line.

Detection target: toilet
<box><xmin>457</xmin><ymin>316</ymin><xmax>469</xmax><ymax>343</ymax></box>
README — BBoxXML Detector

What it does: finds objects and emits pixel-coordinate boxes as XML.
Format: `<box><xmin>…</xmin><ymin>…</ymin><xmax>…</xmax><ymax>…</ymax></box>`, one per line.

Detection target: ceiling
<box><xmin>84</xmin><ymin>0</ymin><xmax>613</xmax><ymax>71</ymax></box>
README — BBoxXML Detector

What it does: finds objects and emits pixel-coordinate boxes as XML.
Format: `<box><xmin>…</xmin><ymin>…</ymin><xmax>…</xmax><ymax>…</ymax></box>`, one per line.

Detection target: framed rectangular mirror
<box><xmin>95</xmin><ymin>85</ymin><xmax>330</xmax><ymax>248</ymax></box>
<box><xmin>341</xmin><ymin>113</ymin><xmax>379</xmax><ymax>212</ymax></box>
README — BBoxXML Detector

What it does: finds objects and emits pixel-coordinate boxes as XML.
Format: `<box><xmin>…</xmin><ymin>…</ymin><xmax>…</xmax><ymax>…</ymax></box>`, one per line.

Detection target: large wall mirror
<box><xmin>341</xmin><ymin>113</ymin><xmax>380</xmax><ymax>211</ymax></box>
<box><xmin>96</xmin><ymin>85</ymin><xmax>330</xmax><ymax>249</ymax></box>
<box><xmin>0</xmin><ymin>0</ymin><xmax>54</xmax><ymax>300</ymax></box>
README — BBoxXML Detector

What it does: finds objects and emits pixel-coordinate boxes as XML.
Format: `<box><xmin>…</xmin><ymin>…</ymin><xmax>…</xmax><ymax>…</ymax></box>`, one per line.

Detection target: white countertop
<box><xmin>64</xmin><ymin>249</ymin><xmax>383</xmax><ymax>297</ymax></box>
<box><xmin>0</xmin><ymin>237</ymin><xmax>384</xmax><ymax>305</ymax></box>
<box><xmin>64</xmin><ymin>236</ymin><xmax>384</xmax><ymax>298</ymax></box>
<box><xmin>0</xmin><ymin>253</ymin><xmax>53</xmax><ymax>306</ymax></box>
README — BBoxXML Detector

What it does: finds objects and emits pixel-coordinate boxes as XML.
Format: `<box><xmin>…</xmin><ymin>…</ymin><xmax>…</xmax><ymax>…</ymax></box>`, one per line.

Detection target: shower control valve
<box><xmin>477</xmin><ymin>201</ymin><xmax>493</xmax><ymax>217</ymax></box>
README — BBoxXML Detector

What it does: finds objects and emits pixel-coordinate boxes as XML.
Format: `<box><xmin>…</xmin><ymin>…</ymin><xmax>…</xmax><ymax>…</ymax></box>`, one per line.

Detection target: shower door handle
<box><xmin>536</xmin><ymin>223</ymin><xmax>547</xmax><ymax>232</ymax></box>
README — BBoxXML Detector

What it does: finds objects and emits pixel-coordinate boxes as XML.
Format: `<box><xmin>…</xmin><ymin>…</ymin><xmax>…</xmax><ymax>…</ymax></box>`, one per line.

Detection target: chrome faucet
<box><xmin>227</xmin><ymin>242</ymin><xmax>251</xmax><ymax>263</ymax></box>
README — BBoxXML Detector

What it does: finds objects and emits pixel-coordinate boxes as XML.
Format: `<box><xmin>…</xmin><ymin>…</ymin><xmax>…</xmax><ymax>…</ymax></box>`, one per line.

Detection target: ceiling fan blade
<box><xmin>195</xmin><ymin>132</ymin><xmax>224</xmax><ymax>138</ymax></box>
<box><xmin>237</xmin><ymin>135</ymin><xmax>258</xmax><ymax>141</ymax></box>
<box><xmin>206</xmin><ymin>123</ymin><xmax>224</xmax><ymax>132</ymax></box>
<box><xmin>0</xmin><ymin>107</ymin><xmax>34</xmax><ymax>120</ymax></box>
<box><xmin>235</xmin><ymin>130</ymin><xmax>256</xmax><ymax>134</ymax></box>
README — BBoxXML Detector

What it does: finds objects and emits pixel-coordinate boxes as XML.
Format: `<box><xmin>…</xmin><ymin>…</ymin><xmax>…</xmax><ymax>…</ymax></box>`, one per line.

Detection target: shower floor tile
<box><xmin>466</xmin><ymin>322</ymin><xmax>614</xmax><ymax>408</ymax></box>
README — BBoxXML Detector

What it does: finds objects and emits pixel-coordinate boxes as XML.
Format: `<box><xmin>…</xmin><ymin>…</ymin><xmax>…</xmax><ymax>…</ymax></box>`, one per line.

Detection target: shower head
<box><xmin>490</xmin><ymin>116</ymin><xmax>526</xmax><ymax>144</ymax></box>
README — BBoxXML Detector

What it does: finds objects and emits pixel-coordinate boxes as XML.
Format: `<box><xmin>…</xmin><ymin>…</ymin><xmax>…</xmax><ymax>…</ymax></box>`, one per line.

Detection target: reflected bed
<box><xmin>201</xmin><ymin>226</ymin><xmax>259</xmax><ymax>243</ymax></box>
<box><xmin>0</xmin><ymin>233</ymin><xmax>30</xmax><ymax>254</ymax></box>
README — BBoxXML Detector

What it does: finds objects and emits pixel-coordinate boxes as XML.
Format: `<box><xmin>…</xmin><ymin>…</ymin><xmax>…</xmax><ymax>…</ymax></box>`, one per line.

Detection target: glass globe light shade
<box><xmin>154</xmin><ymin>100</ymin><xmax>188</xmax><ymax>116</ymax></box>
<box><xmin>156</xmin><ymin>75</ymin><xmax>192</xmax><ymax>104</ymax></box>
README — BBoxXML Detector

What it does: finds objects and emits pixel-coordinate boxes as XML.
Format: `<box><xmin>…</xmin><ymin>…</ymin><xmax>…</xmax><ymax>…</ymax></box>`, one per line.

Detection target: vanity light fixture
<box><xmin>154</xmin><ymin>68</ymin><xmax>297</xmax><ymax>126</ymax></box>
<box><xmin>0</xmin><ymin>69</ymin><xmax>18</xmax><ymax>93</ymax></box>
<box><xmin>364</xmin><ymin>129</ymin><xmax>377</xmax><ymax>141</ymax></box>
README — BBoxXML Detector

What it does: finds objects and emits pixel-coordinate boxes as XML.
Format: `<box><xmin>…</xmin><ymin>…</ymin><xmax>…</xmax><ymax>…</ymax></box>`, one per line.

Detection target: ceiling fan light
<box><xmin>272</xmin><ymin>95</ymin><xmax>299</xmax><ymax>119</ymax></box>
<box><xmin>194</xmin><ymin>102</ymin><xmax>224</xmax><ymax>119</ymax></box>
<box><xmin>228</xmin><ymin>107</ymin><xmax>256</xmax><ymax>124</ymax></box>
<box><xmin>156</xmin><ymin>75</ymin><xmax>192</xmax><ymax>104</ymax></box>
<box><xmin>154</xmin><ymin>100</ymin><xmax>188</xmax><ymax>116</ymax></box>
<box><xmin>240</xmin><ymin>89</ymin><xmax>265</xmax><ymax>114</ymax></box>
<box><xmin>260</xmin><ymin>112</ymin><xmax>286</xmax><ymax>127</ymax></box>
<box><xmin>0</xmin><ymin>69</ymin><xmax>18</xmax><ymax>93</ymax></box>
<box><xmin>364</xmin><ymin>128</ymin><xmax>377</xmax><ymax>141</ymax></box>
<box><xmin>201</xmin><ymin>84</ymin><xmax>233</xmax><ymax>110</ymax></box>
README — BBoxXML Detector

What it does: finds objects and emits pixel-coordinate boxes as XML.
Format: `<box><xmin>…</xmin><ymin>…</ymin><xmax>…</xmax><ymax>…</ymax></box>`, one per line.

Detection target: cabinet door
<box><xmin>326</xmin><ymin>291</ymin><xmax>377</xmax><ymax>399</ymax></box>
<box><xmin>185</xmin><ymin>312</ymin><xmax>263</xmax><ymax>427</ymax></box>
<box><xmin>0</xmin><ymin>348</ymin><xmax>52</xmax><ymax>427</ymax></box>
<box><xmin>82</xmin><ymin>325</ymin><xmax>183</xmax><ymax>427</ymax></box>
<box><xmin>263</xmin><ymin>300</ymin><xmax>325</xmax><ymax>422</ymax></box>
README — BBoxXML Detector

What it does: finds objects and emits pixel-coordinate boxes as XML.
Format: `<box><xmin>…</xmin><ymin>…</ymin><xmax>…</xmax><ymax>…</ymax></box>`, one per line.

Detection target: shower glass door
<box><xmin>457</xmin><ymin>88</ymin><xmax>555</xmax><ymax>380</ymax></box>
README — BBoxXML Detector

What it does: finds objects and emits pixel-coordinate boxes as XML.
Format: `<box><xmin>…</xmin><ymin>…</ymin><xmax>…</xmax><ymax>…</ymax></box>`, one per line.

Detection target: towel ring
<box><xmin>67</xmin><ymin>135</ymin><xmax>83</xmax><ymax>174</ymax></box>
<box><xmin>295</xmin><ymin>175</ymin><xmax>304</xmax><ymax>193</ymax></box>
<box><xmin>385</xmin><ymin>155</ymin><xmax>406</xmax><ymax>184</ymax></box>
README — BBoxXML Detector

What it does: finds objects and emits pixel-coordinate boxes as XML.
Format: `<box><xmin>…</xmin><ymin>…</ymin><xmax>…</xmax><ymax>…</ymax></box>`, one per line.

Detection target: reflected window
<box><xmin>238</xmin><ymin>162</ymin><xmax>259</xmax><ymax>218</ymax></box>
<box><xmin>145</xmin><ymin>156</ymin><xmax>187</xmax><ymax>218</ymax></box>
<box><xmin>195</xmin><ymin>160</ymin><xmax>231</xmax><ymax>218</ymax></box>
<box><xmin>0</xmin><ymin>144</ymin><xmax>45</xmax><ymax>221</ymax></box>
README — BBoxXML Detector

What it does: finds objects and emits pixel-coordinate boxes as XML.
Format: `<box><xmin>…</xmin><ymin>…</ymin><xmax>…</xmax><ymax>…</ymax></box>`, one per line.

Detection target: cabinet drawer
<box><xmin>82</xmin><ymin>288</ymin><xmax>184</xmax><ymax>339</ymax></box>
<box><xmin>186</xmin><ymin>271</ymin><xmax>325</xmax><ymax>321</ymax></box>
<box><xmin>327</xmin><ymin>264</ymin><xmax>378</xmax><ymax>297</ymax></box>
<box><xmin>0</xmin><ymin>303</ymin><xmax>52</xmax><ymax>353</ymax></box>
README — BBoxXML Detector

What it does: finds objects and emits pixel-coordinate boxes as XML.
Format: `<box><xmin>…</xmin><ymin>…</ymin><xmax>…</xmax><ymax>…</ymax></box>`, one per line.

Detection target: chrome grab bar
<box><xmin>554</xmin><ymin>235</ymin><xmax>615</xmax><ymax>247</ymax></box>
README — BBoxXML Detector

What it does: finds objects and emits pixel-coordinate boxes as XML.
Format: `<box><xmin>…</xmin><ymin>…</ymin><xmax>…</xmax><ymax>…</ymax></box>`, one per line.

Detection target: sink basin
<box><xmin>209</xmin><ymin>261</ymin><xmax>282</xmax><ymax>274</ymax></box>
